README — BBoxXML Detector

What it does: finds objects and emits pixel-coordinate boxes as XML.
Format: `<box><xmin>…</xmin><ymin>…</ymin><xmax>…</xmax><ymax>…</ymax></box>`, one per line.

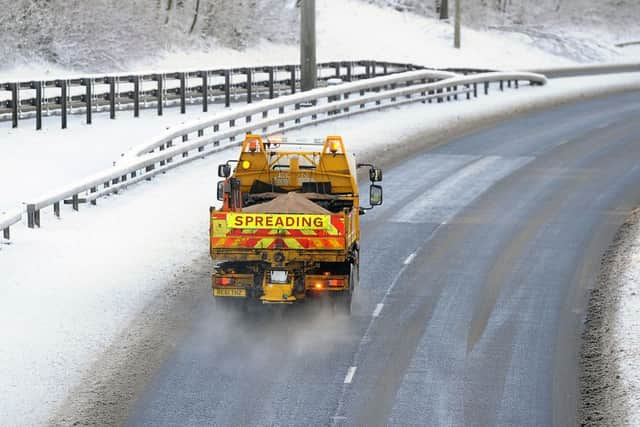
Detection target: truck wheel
<box><xmin>333</xmin><ymin>264</ymin><xmax>356</xmax><ymax>315</ymax></box>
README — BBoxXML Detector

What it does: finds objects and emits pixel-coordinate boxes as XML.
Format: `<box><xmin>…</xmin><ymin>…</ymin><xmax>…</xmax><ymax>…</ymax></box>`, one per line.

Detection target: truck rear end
<box><xmin>211</xmin><ymin>210</ymin><xmax>356</xmax><ymax>304</ymax></box>
<box><xmin>209</xmin><ymin>134</ymin><xmax>382</xmax><ymax>313</ymax></box>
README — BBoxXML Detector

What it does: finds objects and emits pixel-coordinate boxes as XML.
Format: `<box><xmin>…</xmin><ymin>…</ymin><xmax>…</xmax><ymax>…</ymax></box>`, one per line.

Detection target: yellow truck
<box><xmin>210</xmin><ymin>134</ymin><xmax>383</xmax><ymax>313</ymax></box>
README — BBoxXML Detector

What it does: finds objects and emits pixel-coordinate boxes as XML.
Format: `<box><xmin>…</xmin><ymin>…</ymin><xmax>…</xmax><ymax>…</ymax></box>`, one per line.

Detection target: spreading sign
<box><xmin>226</xmin><ymin>213</ymin><xmax>330</xmax><ymax>230</ymax></box>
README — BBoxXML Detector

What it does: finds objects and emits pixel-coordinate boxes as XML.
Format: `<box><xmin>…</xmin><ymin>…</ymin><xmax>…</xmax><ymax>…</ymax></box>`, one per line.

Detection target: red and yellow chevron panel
<box><xmin>211</xmin><ymin>213</ymin><xmax>345</xmax><ymax>250</ymax></box>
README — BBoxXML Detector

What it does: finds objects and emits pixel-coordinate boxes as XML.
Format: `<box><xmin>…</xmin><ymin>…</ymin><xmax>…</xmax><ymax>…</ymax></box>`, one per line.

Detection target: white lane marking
<box><xmin>332</xmin><ymin>239</ymin><xmax>434</xmax><ymax>424</ymax></box>
<box><xmin>403</xmin><ymin>252</ymin><xmax>416</xmax><ymax>265</ymax></box>
<box><xmin>392</xmin><ymin>155</ymin><xmax>533</xmax><ymax>224</ymax></box>
<box><xmin>363</xmin><ymin>154</ymin><xmax>478</xmax><ymax>219</ymax></box>
<box><xmin>372</xmin><ymin>303</ymin><xmax>384</xmax><ymax>318</ymax></box>
<box><xmin>344</xmin><ymin>366</ymin><xmax>357</xmax><ymax>384</ymax></box>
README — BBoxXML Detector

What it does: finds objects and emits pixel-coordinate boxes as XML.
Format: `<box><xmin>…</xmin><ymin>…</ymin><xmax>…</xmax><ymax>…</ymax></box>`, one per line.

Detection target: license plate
<box><xmin>214</xmin><ymin>288</ymin><xmax>246</xmax><ymax>297</ymax></box>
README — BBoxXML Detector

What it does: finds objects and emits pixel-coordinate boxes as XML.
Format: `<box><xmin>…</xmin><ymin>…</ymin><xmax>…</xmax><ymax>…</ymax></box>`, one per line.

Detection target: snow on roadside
<box><xmin>0</xmin><ymin>0</ymin><xmax>587</xmax><ymax>82</ymax></box>
<box><xmin>616</xmin><ymin>224</ymin><xmax>640</xmax><ymax>425</ymax></box>
<box><xmin>0</xmin><ymin>104</ymin><xmax>225</xmax><ymax>213</ymax></box>
<box><xmin>142</xmin><ymin>0</ymin><xmax>582</xmax><ymax>72</ymax></box>
<box><xmin>2</xmin><ymin>73</ymin><xmax>640</xmax><ymax>426</ymax></box>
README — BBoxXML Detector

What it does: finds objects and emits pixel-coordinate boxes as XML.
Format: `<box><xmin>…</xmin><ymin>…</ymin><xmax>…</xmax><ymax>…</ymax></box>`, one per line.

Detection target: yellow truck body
<box><xmin>209</xmin><ymin>134</ymin><xmax>382</xmax><ymax>313</ymax></box>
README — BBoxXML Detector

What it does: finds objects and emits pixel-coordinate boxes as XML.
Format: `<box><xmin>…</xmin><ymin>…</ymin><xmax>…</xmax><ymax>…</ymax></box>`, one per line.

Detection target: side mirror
<box><xmin>369</xmin><ymin>184</ymin><xmax>383</xmax><ymax>206</ymax></box>
<box><xmin>217</xmin><ymin>181</ymin><xmax>224</xmax><ymax>201</ymax></box>
<box><xmin>218</xmin><ymin>164</ymin><xmax>231</xmax><ymax>178</ymax></box>
<box><xmin>369</xmin><ymin>167</ymin><xmax>383</xmax><ymax>182</ymax></box>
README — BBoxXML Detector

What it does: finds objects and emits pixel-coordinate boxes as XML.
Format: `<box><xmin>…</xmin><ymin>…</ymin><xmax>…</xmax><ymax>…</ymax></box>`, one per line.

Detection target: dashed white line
<box><xmin>332</xmin><ymin>227</ymin><xmax>441</xmax><ymax>424</ymax></box>
<box><xmin>372</xmin><ymin>303</ymin><xmax>384</xmax><ymax>318</ymax></box>
<box><xmin>403</xmin><ymin>252</ymin><xmax>416</xmax><ymax>265</ymax></box>
<box><xmin>344</xmin><ymin>366</ymin><xmax>357</xmax><ymax>384</ymax></box>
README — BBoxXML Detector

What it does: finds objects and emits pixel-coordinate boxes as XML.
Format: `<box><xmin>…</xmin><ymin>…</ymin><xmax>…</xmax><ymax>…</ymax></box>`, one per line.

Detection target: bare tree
<box><xmin>190</xmin><ymin>0</ymin><xmax>201</xmax><ymax>33</ymax></box>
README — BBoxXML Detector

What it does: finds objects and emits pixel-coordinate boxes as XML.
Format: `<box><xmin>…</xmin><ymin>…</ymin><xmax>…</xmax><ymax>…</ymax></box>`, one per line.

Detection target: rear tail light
<box><xmin>307</xmin><ymin>276</ymin><xmax>347</xmax><ymax>290</ymax></box>
<box><xmin>327</xmin><ymin>279</ymin><xmax>345</xmax><ymax>287</ymax></box>
<box><xmin>215</xmin><ymin>277</ymin><xmax>235</xmax><ymax>286</ymax></box>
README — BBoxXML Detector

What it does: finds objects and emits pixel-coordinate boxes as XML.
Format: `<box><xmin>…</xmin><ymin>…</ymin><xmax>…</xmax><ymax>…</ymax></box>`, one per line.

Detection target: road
<box><xmin>126</xmin><ymin>92</ymin><xmax>640</xmax><ymax>426</ymax></box>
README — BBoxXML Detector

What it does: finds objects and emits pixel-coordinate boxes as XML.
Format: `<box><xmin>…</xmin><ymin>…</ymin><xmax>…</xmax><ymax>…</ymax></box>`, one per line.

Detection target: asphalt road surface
<box><xmin>126</xmin><ymin>92</ymin><xmax>640</xmax><ymax>426</ymax></box>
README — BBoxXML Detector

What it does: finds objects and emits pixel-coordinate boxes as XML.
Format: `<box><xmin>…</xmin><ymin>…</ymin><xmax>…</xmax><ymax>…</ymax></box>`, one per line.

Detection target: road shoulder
<box><xmin>580</xmin><ymin>208</ymin><xmax>640</xmax><ymax>426</ymax></box>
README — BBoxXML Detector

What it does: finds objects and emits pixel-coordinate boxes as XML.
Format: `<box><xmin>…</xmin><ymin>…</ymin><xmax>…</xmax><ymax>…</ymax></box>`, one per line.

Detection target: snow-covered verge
<box><xmin>4</xmin><ymin>0</ymin><xmax>640</xmax><ymax>81</ymax></box>
<box><xmin>1</xmin><ymin>73</ymin><xmax>640</xmax><ymax>426</ymax></box>
<box><xmin>0</xmin><ymin>103</ymin><xmax>225</xmax><ymax>213</ymax></box>
<box><xmin>580</xmin><ymin>208</ymin><xmax>640</xmax><ymax>426</ymax></box>
<box><xmin>3</xmin><ymin>0</ymin><xmax>640</xmax><ymax>76</ymax></box>
<box><xmin>616</xmin><ymin>218</ymin><xmax>640</xmax><ymax>425</ymax></box>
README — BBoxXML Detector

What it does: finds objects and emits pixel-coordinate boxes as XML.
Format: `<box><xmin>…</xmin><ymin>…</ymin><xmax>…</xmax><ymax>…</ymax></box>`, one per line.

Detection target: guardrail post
<box><xmin>224</xmin><ymin>70</ymin><xmax>231</xmax><ymax>107</ymax></box>
<box><xmin>132</xmin><ymin>76</ymin><xmax>140</xmax><ymax>117</ymax></box>
<box><xmin>346</xmin><ymin>63</ymin><xmax>352</xmax><ymax>82</ymax></box>
<box><xmin>34</xmin><ymin>209</ymin><xmax>40</xmax><ymax>227</ymax></box>
<box><xmin>507</xmin><ymin>80</ymin><xmax>512</xmax><ymax>88</ymax></box>
<box><xmin>289</xmin><ymin>66</ymin><xmax>296</xmax><ymax>94</ymax></box>
<box><xmin>159</xmin><ymin>144</ymin><xmax>165</xmax><ymax>166</ymax></box>
<box><xmin>473</xmin><ymin>83</ymin><xmax>478</xmax><ymax>97</ymax></box>
<box><xmin>109</xmin><ymin>77</ymin><xmax>116</xmax><ymax>119</ymax></box>
<box><xmin>465</xmin><ymin>84</ymin><xmax>470</xmax><ymax>100</ymax></box>
<box><xmin>54</xmin><ymin>202</ymin><xmax>60</xmax><ymax>218</ymax></box>
<box><xmin>371</xmin><ymin>61</ymin><xmax>377</xmax><ymax>77</ymax></box>
<box><xmin>72</xmin><ymin>194</ymin><xmax>79</xmax><ymax>211</ymax></box>
<box><xmin>32</xmin><ymin>81</ymin><xmax>43</xmax><ymax>130</ymax></box>
<box><xmin>484</xmin><ymin>82</ymin><xmax>489</xmax><ymax>95</ymax></box>
<box><xmin>3</xmin><ymin>226</ymin><xmax>9</xmax><ymax>240</ymax></box>
<box><xmin>454</xmin><ymin>86</ymin><xmax>458</xmax><ymax>100</ymax></box>
<box><xmin>156</xmin><ymin>74</ymin><xmax>164</xmax><ymax>116</ymax></box>
<box><xmin>500</xmin><ymin>80</ymin><xmax>504</xmax><ymax>91</ymax></box>
<box><xmin>295</xmin><ymin>103</ymin><xmax>301</xmax><ymax>123</ymax></box>
<box><xmin>10</xmin><ymin>82</ymin><xmax>18</xmax><ymax>128</ymax></box>
<box><xmin>515</xmin><ymin>80</ymin><xmax>519</xmax><ymax>89</ymax></box>
<box><xmin>268</xmin><ymin>67</ymin><xmax>275</xmax><ymax>99</ymax></box>
<box><xmin>202</xmin><ymin>71</ymin><xmax>209</xmax><ymax>112</ymax></box>
<box><xmin>278</xmin><ymin>106</ymin><xmax>285</xmax><ymax>128</ymax></box>
<box><xmin>58</xmin><ymin>80</ymin><xmax>68</xmax><ymax>129</ymax></box>
<box><xmin>245</xmin><ymin>69</ymin><xmax>252</xmax><ymax>104</ymax></box>
<box><xmin>90</xmin><ymin>187</ymin><xmax>97</xmax><ymax>205</ymax></box>
<box><xmin>179</xmin><ymin>72</ymin><xmax>186</xmax><ymax>114</ymax></box>
<box><xmin>83</xmin><ymin>78</ymin><xmax>92</xmax><ymax>125</ymax></box>
<box><xmin>334</xmin><ymin>62</ymin><xmax>340</xmax><ymax>77</ymax></box>
<box><xmin>27</xmin><ymin>204</ymin><xmax>36</xmax><ymax>228</ymax></box>
<box><xmin>383</xmin><ymin>63</ymin><xmax>388</xmax><ymax>75</ymax></box>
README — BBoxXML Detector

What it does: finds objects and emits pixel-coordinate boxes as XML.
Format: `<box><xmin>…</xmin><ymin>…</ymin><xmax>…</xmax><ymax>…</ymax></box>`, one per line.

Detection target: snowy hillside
<box><xmin>0</xmin><ymin>0</ymin><xmax>638</xmax><ymax>76</ymax></box>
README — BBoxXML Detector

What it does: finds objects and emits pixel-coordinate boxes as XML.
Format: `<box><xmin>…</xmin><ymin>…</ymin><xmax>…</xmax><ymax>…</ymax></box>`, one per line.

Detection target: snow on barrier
<box><xmin>528</xmin><ymin>63</ymin><xmax>640</xmax><ymax>78</ymax></box>
<box><xmin>0</xmin><ymin>60</ymin><xmax>419</xmax><ymax>130</ymax></box>
<box><xmin>0</xmin><ymin>69</ymin><xmax>547</xmax><ymax>241</ymax></box>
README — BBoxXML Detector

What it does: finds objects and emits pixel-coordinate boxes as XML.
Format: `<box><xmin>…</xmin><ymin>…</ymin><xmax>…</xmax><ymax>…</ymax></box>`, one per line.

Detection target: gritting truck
<box><xmin>210</xmin><ymin>134</ymin><xmax>383</xmax><ymax>314</ymax></box>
